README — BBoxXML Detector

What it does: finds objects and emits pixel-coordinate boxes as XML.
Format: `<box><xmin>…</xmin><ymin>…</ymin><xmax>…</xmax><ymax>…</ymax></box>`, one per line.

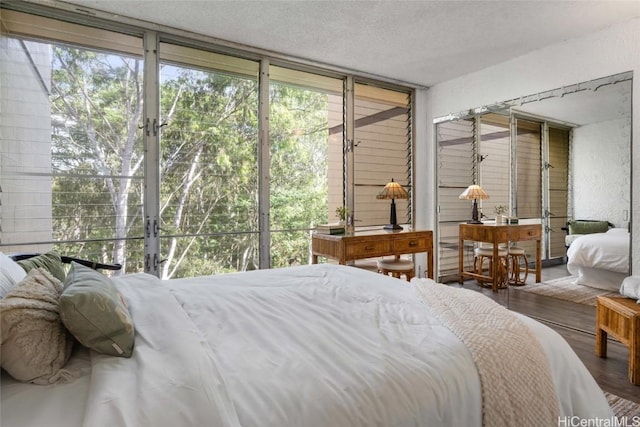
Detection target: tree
<box><xmin>51</xmin><ymin>48</ymin><xmax>144</xmax><ymax>274</ymax></box>
<box><xmin>50</xmin><ymin>45</ymin><xmax>331</xmax><ymax>278</ymax></box>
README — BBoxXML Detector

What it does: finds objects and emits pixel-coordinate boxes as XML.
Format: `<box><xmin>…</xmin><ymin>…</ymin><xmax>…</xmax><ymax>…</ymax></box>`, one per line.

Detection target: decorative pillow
<box><xmin>0</xmin><ymin>268</ymin><xmax>75</xmax><ymax>384</ymax></box>
<box><xmin>567</xmin><ymin>220</ymin><xmax>610</xmax><ymax>235</ymax></box>
<box><xmin>0</xmin><ymin>252</ymin><xmax>27</xmax><ymax>298</ymax></box>
<box><xmin>60</xmin><ymin>262</ymin><xmax>134</xmax><ymax>357</ymax></box>
<box><xmin>16</xmin><ymin>252</ymin><xmax>67</xmax><ymax>283</ymax></box>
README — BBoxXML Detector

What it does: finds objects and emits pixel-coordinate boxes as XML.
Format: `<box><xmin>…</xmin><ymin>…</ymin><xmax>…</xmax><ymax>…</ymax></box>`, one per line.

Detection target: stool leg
<box><xmin>475</xmin><ymin>255</ymin><xmax>488</xmax><ymax>287</ymax></box>
<box><xmin>508</xmin><ymin>254</ymin><xmax>528</xmax><ymax>286</ymax></box>
<box><xmin>497</xmin><ymin>256</ymin><xmax>508</xmax><ymax>289</ymax></box>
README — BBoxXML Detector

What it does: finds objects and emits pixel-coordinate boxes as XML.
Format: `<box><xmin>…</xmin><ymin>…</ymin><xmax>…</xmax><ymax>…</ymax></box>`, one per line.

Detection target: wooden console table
<box><xmin>458</xmin><ymin>223</ymin><xmax>542</xmax><ymax>292</ymax></box>
<box><xmin>311</xmin><ymin>229</ymin><xmax>433</xmax><ymax>279</ymax></box>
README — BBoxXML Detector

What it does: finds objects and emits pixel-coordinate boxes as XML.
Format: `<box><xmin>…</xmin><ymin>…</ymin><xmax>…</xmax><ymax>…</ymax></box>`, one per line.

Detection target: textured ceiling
<box><xmin>55</xmin><ymin>0</ymin><xmax>637</xmax><ymax>124</ymax></box>
<box><xmin>61</xmin><ymin>0</ymin><xmax>640</xmax><ymax>87</ymax></box>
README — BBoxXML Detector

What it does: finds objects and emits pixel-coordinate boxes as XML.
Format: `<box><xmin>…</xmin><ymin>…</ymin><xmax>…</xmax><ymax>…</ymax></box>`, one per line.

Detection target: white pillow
<box><xmin>0</xmin><ymin>253</ymin><xmax>27</xmax><ymax>298</ymax></box>
<box><xmin>620</xmin><ymin>276</ymin><xmax>640</xmax><ymax>301</ymax></box>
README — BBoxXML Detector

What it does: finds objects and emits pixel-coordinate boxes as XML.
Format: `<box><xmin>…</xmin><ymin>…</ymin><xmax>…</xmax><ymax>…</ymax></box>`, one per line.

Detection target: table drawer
<box><xmin>345</xmin><ymin>240</ymin><xmax>392</xmax><ymax>258</ymax></box>
<box><xmin>509</xmin><ymin>226</ymin><xmax>540</xmax><ymax>241</ymax></box>
<box><xmin>393</xmin><ymin>237</ymin><xmax>430</xmax><ymax>253</ymax></box>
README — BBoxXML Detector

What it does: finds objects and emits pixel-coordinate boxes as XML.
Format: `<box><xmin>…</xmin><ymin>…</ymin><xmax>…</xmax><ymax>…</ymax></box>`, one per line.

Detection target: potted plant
<box><xmin>335</xmin><ymin>206</ymin><xmax>350</xmax><ymax>224</ymax></box>
<box><xmin>494</xmin><ymin>205</ymin><xmax>508</xmax><ymax>224</ymax></box>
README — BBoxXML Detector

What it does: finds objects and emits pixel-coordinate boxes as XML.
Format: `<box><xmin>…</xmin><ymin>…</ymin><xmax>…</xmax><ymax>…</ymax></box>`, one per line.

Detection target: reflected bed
<box><xmin>567</xmin><ymin>228</ymin><xmax>630</xmax><ymax>291</ymax></box>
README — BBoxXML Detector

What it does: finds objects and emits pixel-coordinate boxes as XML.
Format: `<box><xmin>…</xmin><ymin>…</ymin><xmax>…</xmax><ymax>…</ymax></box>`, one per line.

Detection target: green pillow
<box><xmin>17</xmin><ymin>252</ymin><xmax>66</xmax><ymax>283</ymax></box>
<box><xmin>568</xmin><ymin>220</ymin><xmax>609</xmax><ymax>235</ymax></box>
<box><xmin>60</xmin><ymin>262</ymin><xmax>134</xmax><ymax>357</ymax></box>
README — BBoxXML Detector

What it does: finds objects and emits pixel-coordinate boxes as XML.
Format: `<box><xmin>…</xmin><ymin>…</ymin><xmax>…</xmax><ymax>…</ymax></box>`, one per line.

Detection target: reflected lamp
<box><xmin>459</xmin><ymin>184</ymin><xmax>489</xmax><ymax>224</ymax></box>
<box><xmin>377</xmin><ymin>178</ymin><xmax>409</xmax><ymax>230</ymax></box>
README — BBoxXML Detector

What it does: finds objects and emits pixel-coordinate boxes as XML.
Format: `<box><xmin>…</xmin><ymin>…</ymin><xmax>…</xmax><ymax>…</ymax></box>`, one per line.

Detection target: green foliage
<box><xmin>50</xmin><ymin>46</ymin><xmax>331</xmax><ymax>277</ymax></box>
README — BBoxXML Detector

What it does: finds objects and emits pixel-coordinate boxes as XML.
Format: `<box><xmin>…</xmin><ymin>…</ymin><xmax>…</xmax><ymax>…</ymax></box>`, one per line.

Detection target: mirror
<box><xmin>506</xmin><ymin>73</ymin><xmax>632</xmax><ymax>329</ymax></box>
<box><xmin>436</xmin><ymin>72</ymin><xmax>632</xmax><ymax>330</ymax></box>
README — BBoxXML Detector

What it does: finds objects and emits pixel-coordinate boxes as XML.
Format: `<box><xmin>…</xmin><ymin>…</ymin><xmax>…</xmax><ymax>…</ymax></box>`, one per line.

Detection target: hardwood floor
<box><xmin>443</xmin><ymin>263</ymin><xmax>640</xmax><ymax>403</ymax></box>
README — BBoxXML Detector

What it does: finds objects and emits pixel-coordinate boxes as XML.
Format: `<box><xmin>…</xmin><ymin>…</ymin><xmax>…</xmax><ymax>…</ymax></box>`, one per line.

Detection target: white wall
<box><xmin>0</xmin><ymin>38</ymin><xmax>53</xmax><ymax>253</ymax></box>
<box><xmin>415</xmin><ymin>17</ymin><xmax>640</xmax><ymax>275</ymax></box>
<box><xmin>572</xmin><ymin>117</ymin><xmax>631</xmax><ymax>227</ymax></box>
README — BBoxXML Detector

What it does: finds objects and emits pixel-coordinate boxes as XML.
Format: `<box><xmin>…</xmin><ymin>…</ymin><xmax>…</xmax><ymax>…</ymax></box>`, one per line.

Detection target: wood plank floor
<box><xmin>444</xmin><ymin>264</ymin><xmax>640</xmax><ymax>403</ymax></box>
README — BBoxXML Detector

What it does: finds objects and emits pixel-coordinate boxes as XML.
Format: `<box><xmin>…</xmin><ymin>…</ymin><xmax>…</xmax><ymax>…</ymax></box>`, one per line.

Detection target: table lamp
<box><xmin>459</xmin><ymin>184</ymin><xmax>489</xmax><ymax>224</ymax></box>
<box><xmin>377</xmin><ymin>178</ymin><xmax>409</xmax><ymax>230</ymax></box>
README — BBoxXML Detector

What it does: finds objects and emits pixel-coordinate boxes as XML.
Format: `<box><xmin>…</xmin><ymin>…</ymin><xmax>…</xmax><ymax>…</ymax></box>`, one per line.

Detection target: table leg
<box><xmin>427</xmin><ymin>250</ymin><xmax>434</xmax><ymax>279</ymax></box>
<box><xmin>535</xmin><ymin>238</ymin><xmax>542</xmax><ymax>283</ymax></box>
<box><xmin>491</xmin><ymin>244</ymin><xmax>499</xmax><ymax>292</ymax></box>
<box><xmin>458</xmin><ymin>237</ymin><xmax>464</xmax><ymax>284</ymax></box>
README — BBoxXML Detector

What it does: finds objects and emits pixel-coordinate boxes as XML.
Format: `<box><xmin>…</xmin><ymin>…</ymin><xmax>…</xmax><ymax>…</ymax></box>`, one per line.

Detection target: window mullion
<box><xmin>258</xmin><ymin>58</ymin><xmax>271</xmax><ymax>269</ymax></box>
<box><xmin>143</xmin><ymin>31</ymin><xmax>161</xmax><ymax>276</ymax></box>
<box><xmin>344</xmin><ymin>76</ymin><xmax>355</xmax><ymax>226</ymax></box>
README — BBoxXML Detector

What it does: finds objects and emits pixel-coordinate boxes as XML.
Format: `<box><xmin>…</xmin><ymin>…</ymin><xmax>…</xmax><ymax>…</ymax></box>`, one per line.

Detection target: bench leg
<box><xmin>595</xmin><ymin>327</ymin><xmax>607</xmax><ymax>358</ymax></box>
<box><xmin>631</xmin><ymin>320</ymin><xmax>639</xmax><ymax>385</ymax></box>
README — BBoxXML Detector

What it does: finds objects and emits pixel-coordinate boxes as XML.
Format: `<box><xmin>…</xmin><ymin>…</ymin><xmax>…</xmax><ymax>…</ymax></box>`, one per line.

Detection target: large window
<box><xmin>0</xmin><ymin>8</ymin><xmax>414</xmax><ymax>277</ymax></box>
<box><xmin>269</xmin><ymin>66</ymin><xmax>343</xmax><ymax>267</ymax></box>
<box><xmin>158</xmin><ymin>44</ymin><xmax>259</xmax><ymax>277</ymax></box>
<box><xmin>354</xmin><ymin>84</ymin><xmax>412</xmax><ymax>227</ymax></box>
<box><xmin>1</xmin><ymin>11</ymin><xmax>145</xmax><ymax>275</ymax></box>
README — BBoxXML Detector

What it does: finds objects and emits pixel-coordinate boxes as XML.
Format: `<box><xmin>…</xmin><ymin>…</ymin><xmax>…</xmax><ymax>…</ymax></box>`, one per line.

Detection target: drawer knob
<box><xmin>409</xmin><ymin>241</ymin><xmax>418</xmax><ymax>247</ymax></box>
<box><xmin>364</xmin><ymin>245</ymin><xmax>375</xmax><ymax>251</ymax></box>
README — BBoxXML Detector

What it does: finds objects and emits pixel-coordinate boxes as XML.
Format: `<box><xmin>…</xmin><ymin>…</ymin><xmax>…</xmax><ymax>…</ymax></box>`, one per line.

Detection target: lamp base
<box><xmin>466</xmin><ymin>219</ymin><xmax>483</xmax><ymax>224</ymax></box>
<box><xmin>383</xmin><ymin>224</ymin><xmax>404</xmax><ymax>230</ymax></box>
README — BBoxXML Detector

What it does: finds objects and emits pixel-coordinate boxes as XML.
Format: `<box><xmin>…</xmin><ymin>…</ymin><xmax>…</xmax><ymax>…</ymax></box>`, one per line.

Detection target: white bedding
<box><xmin>567</xmin><ymin>228</ymin><xmax>630</xmax><ymax>291</ymax></box>
<box><xmin>1</xmin><ymin>264</ymin><xmax>613</xmax><ymax>426</ymax></box>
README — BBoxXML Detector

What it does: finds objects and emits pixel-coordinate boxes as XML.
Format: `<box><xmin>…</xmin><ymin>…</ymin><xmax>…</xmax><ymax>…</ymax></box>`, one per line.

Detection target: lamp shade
<box><xmin>459</xmin><ymin>184</ymin><xmax>489</xmax><ymax>200</ymax></box>
<box><xmin>377</xmin><ymin>179</ymin><xmax>409</xmax><ymax>200</ymax></box>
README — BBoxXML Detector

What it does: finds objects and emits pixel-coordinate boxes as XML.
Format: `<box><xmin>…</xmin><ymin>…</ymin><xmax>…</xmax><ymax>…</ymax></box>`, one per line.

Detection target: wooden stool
<box><xmin>507</xmin><ymin>246</ymin><xmax>529</xmax><ymax>286</ymax></box>
<box><xmin>474</xmin><ymin>247</ymin><xmax>508</xmax><ymax>289</ymax></box>
<box><xmin>596</xmin><ymin>296</ymin><xmax>640</xmax><ymax>385</ymax></box>
<box><xmin>377</xmin><ymin>258</ymin><xmax>414</xmax><ymax>281</ymax></box>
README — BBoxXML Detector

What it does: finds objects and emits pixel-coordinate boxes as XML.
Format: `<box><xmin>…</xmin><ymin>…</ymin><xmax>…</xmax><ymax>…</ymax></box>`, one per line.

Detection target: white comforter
<box><xmin>567</xmin><ymin>228</ymin><xmax>629</xmax><ymax>290</ymax></box>
<box><xmin>1</xmin><ymin>264</ymin><xmax>613</xmax><ymax>426</ymax></box>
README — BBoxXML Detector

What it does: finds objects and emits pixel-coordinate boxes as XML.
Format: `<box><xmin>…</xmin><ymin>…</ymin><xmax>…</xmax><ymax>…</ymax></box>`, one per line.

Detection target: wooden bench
<box><xmin>595</xmin><ymin>296</ymin><xmax>640</xmax><ymax>385</ymax></box>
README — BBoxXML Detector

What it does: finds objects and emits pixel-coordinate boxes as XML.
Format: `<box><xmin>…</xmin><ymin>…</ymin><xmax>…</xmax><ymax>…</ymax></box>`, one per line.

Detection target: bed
<box><xmin>566</xmin><ymin>228</ymin><xmax>630</xmax><ymax>291</ymax></box>
<box><xmin>1</xmin><ymin>259</ymin><xmax>613</xmax><ymax>426</ymax></box>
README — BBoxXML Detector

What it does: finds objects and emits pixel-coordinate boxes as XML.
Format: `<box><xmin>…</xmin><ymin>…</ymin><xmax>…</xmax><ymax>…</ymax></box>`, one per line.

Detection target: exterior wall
<box><xmin>415</xmin><ymin>17</ymin><xmax>640</xmax><ymax>275</ymax></box>
<box><xmin>0</xmin><ymin>37</ymin><xmax>53</xmax><ymax>253</ymax></box>
<box><xmin>572</xmin><ymin>118</ymin><xmax>631</xmax><ymax>228</ymax></box>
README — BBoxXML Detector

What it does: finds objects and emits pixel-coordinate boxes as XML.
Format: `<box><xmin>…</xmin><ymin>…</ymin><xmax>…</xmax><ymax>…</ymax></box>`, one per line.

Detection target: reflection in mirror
<box><xmin>435</xmin><ymin>72</ymin><xmax>632</xmax><ymax>330</ymax></box>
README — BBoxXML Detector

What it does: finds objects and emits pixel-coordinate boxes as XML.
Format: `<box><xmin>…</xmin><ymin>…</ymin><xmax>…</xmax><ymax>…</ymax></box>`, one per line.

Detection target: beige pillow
<box><xmin>60</xmin><ymin>262</ymin><xmax>134</xmax><ymax>357</ymax></box>
<box><xmin>0</xmin><ymin>268</ymin><xmax>75</xmax><ymax>384</ymax></box>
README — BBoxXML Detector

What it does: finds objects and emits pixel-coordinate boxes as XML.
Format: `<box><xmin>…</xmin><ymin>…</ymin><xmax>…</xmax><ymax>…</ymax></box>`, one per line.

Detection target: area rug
<box><xmin>605</xmin><ymin>391</ymin><xmax>640</xmax><ymax>420</ymax></box>
<box><xmin>511</xmin><ymin>275</ymin><xmax>618</xmax><ymax>306</ymax></box>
